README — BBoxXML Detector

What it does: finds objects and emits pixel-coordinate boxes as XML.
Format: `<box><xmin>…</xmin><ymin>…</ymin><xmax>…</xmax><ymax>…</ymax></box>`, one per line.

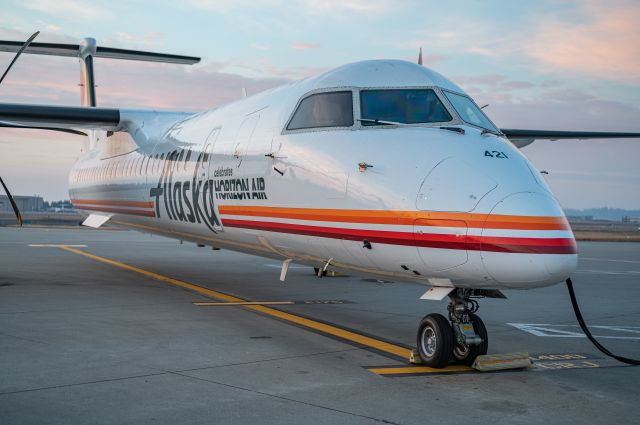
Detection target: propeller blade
<box><xmin>0</xmin><ymin>176</ymin><xmax>23</xmax><ymax>226</ymax></box>
<box><xmin>0</xmin><ymin>30</ymin><xmax>40</xmax><ymax>86</ymax></box>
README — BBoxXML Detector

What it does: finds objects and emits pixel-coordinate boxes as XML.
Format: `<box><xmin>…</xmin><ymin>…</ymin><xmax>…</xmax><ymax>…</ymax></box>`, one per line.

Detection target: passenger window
<box><xmin>287</xmin><ymin>91</ymin><xmax>353</xmax><ymax>130</ymax></box>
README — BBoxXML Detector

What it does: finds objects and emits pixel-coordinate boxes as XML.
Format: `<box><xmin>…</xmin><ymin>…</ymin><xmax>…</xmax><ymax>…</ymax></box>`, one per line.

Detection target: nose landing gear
<box><xmin>416</xmin><ymin>289</ymin><xmax>488</xmax><ymax>368</ymax></box>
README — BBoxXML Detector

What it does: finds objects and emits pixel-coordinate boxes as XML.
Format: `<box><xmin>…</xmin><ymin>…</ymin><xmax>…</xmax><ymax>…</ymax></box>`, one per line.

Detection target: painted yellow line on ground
<box><xmin>369</xmin><ymin>365</ymin><xmax>473</xmax><ymax>375</ymax></box>
<box><xmin>59</xmin><ymin>246</ymin><xmax>242</xmax><ymax>302</ymax></box>
<box><xmin>194</xmin><ymin>301</ymin><xmax>295</xmax><ymax>306</ymax></box>
<box><xmin>29</xmin><ymin>244</ymin><xmax>88</xmax><ymax>247</ymax></box>
<box><xmin>59</xmin><ymin>246</ymin><xmax>413</xmax><ymax>360</ymax></box>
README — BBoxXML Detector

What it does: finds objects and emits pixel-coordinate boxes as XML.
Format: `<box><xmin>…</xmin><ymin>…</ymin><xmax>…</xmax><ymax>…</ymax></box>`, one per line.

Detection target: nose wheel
<box><xmin>416</xmin><ymin>313</ymin><xmax>454</xmax><ymax>367</ymax></box>
<box><xmin>416</xmin><ymin>289</ymin><xmax>488</xmax><ymax>368</ymax></box>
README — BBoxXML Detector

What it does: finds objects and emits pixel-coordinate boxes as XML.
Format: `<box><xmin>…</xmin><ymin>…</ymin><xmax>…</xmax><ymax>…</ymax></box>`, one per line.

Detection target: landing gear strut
<box><xmin>416</xmin><ymin>289</ymin><xmax>488</xmax><ymax>368</ymax></box>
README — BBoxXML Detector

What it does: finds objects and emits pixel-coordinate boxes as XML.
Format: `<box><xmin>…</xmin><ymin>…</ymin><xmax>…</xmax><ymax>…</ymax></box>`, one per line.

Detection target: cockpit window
<box><xmin>443</xmin><ymin>91</ymin><xmax>499</xmax><ymax>133</ymax></box>
<box><xmin>359</xmin><ymin>89</ymin><xmax>452</xmax><ymax>125</ymax></box>
<box><xmin>287</xmin><ymin>91</ymin><xmax>353</xmax><ymax>130</ymax></box>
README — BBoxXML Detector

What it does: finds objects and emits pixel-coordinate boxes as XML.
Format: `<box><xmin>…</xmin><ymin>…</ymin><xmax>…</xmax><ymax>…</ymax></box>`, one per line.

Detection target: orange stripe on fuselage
<box><xmin>217</xmin><ymin>205</ymin><xmax>570</xmax><ymax>231</ymax></box>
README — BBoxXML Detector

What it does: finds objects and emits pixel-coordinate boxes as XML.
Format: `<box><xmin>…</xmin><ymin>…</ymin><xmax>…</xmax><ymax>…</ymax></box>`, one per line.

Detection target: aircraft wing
<box><xmin>0</xmin><ymin>102</ymin><xmax>192</xmax><ymax>142</ymax></box>
<box><xmin>0</xmin><ymin>103</ymin><xmax>121</xmax><ymax>131</ymax></box>
<box><xmin>501</xmin><ymin>129</ymin><xmax>640</xmax><ymax>148</ymax></box>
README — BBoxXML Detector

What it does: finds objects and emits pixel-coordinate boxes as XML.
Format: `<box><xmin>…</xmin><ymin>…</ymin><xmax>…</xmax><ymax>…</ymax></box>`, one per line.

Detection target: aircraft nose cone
<box><xmin>480</xmin><ymin>192</ymin><xmax>578</xmax><ymax>288</ymax></box>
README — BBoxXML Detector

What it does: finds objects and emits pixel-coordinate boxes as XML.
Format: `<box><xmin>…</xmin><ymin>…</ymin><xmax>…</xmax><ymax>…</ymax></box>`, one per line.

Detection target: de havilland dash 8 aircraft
<box><xmin>1</xmin><ymin>36</ymin><xmax>639</xmax><ymax>368</ymax></box>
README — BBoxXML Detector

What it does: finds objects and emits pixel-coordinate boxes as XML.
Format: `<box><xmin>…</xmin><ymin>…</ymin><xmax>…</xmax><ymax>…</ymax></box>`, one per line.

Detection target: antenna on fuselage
<box><xmin>418</xmin><ymin>47</ymin><xmax>423</xmax><ymax>65</ymax></box>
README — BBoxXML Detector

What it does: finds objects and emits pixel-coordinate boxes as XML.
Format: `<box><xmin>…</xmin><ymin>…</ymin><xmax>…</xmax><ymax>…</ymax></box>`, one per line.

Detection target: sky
<box><xmin>0</xmin><ymin>0</ymin><xmax>639</xmax><ymax>209</ymax></box>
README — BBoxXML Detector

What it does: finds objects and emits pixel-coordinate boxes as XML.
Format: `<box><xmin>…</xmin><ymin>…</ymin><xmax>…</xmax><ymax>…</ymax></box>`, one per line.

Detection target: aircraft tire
<box><xmin>452</xmin><ymin>313</ymin><xmax>488</xmax><ymax>366</ymax></box>
<box><xmin>416</xmin><ymin>313</ymin><xmax>453</xmax><ymax>368</ymax></box>
<box><xmin>313</xmin><ymin>267</ymin><xmax>328</xmax><ymax>276</ymax></box>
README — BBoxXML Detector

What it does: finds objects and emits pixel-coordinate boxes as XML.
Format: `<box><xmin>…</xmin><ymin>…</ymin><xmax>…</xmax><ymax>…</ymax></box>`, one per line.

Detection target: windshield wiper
<box><xmin>357</xmin><ymin>118</ymin><xmax>408</xmax><ymax>126</ymax></box>
<box><xmin>481</xmin><ymin>128</ymin><xmax>503</xmax><ymax>136</ymax></box>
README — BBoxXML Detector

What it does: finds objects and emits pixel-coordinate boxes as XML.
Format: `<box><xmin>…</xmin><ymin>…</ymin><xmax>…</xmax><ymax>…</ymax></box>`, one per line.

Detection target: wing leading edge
<box><xmin>0</xmin><ymin>103</ymin><xmax>120</xmax><ymax>130</ymax></box>
<box><xmin>501</xmin><ymin>128</ymin><xmax>640</xmax><ymax>148</ymax></box>
<box><xmin>0</xmin><ymin>102</ymin><xmax>193</xmax><ymax>146</ymax></box>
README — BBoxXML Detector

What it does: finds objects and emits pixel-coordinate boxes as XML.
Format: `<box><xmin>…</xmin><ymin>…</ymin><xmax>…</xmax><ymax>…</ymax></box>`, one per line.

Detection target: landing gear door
<box><xmin>414</xmin><ymin>219</ymin><xmax>468</xmax><ymax>272</ymax></box>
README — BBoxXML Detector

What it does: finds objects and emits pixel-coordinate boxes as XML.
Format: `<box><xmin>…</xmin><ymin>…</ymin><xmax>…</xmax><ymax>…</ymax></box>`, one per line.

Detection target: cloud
<box><xmin>0</xmin><ymin>50</ymin><xmax>293</xmax><ymax>109</ymax></box>
<box><xmin>219</xmin><ymin>57</ymin><xmax>327</xmax><ymax>80</ymax></box>
<box><xmin>401</xmin><ymin>21</ymin><xmax>510</xmax><ymax>52</ymax></box>
<box><xmin>112</xmin><ymin>31</ymin><xmax>164</xmax><ymax>48</ymax></box>
<box><xmin>525</xmin><ymin>1</ymin><xmax>640</xmax><ymax>83</ymax></box>
<box><xmin>464</xmin><ymin>46</ymin><xmax>498</xmax><ymax>57</ymax></box>
<box><xmin>250</xmin><ymin>43</ymin><xmax>270</xmax><ymax>51</ymax></box>
<box><xmin>302</xmin><ymin>0</ymin><xmax>392</xmax><ymax>14</ymax></box>
<box><xmin>451</xmin><ymin>74</ymin><xmax>539</xmax><ymax>104</ymax></box>
<box><xmin>23</xmin><ymin>0</ymin><xmax>110</xmax><ymax>21</ymax></box>
<box><xmin>96</xmin><ymin>61</ymin><xmax>289</xmax><ymax>110</ymax></box>
<box><xmin>116</xmin><ymin>31</ymin><xmax>135</xmax><ymax>43</ymax></box>
<box><xmin>187</xmin><ymin>0</ymin><xmax>392</xmax><ymax>16</ymax></box>
<box><xmin>0</xmin><ymin>27</ymin><xmax>76</xmax><ymax>44</ymax></box>
<box><xmin>291</xmin><ymin>42</ymin><xmax>319</xmax><ymax>50</ymax></box>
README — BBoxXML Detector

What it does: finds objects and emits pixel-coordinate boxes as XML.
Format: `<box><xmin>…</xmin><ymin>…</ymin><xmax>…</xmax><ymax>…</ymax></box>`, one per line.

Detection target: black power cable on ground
<box><xmin>566</xmin><ymin>278</ymin><xmax>640</xmax><ymax>366</ymax></box>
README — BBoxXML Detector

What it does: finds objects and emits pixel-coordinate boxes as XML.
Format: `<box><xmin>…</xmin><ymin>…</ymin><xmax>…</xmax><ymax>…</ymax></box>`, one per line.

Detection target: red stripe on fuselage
<box><xmin>71</xmin><ymin>199</ymin><xmax>154</xmax><ymax>208</ymax></box>
<box><xmin>221</xmin><ymin>218</ymin><xmax>577</xmax><ymax>255</ymax></box>
<box><xmin>75</xmin><ymin>205</ymin><xmax>156</xmax><ymax>217</ymax></box>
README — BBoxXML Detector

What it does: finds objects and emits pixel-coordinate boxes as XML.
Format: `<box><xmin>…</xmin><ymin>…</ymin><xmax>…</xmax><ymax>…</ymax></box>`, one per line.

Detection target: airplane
<box><xmin>1</xmin><ymin>36</ymin><xmax>639</xmax><ymax>368</ymax></box>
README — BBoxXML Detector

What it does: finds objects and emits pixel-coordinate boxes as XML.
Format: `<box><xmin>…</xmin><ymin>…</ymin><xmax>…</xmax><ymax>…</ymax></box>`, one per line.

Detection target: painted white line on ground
<box><xmin>508</xmin><ymin>323</ymin><xmax>640</xmax><ymax>340</ymax></box>
<box><xmin>581</xmin><ymin>257</ymin><xmax>640</xmax><ymax>265</ymax></box>
<box><xmin>574</xmin><ymin>269</ymin><xmax>640</xmax><ymax>275</ymax></box>
<box><xmin>28</xmin><ymin>244</ymin><xmax>88</xmax><ymax>248</ymax></box>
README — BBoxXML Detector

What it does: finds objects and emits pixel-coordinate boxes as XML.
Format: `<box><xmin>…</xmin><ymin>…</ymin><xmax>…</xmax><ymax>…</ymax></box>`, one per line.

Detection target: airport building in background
<box><xmin>0</xmin><ymin>195</ymin><xmax>45</xmax><ymax>212</ymax></box>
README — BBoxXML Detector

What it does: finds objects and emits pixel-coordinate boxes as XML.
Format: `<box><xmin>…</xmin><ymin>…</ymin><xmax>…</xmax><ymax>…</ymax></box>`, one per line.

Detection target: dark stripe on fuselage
<box><xmin>74</xmin><ymin>205</ymin><xmax>155</xmax><ymax>217</ymax></box>
<box><xmin>221</xmin><ymin>218</ymin><xmax>577</xmax><ymax>255</ymax></box>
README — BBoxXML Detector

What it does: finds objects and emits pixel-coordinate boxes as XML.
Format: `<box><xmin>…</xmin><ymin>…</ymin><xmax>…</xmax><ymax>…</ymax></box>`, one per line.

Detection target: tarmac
<box><xmin>1</xmin><ymin>227</ymin><xmax>638</xmax><ymax>424</ymax></box>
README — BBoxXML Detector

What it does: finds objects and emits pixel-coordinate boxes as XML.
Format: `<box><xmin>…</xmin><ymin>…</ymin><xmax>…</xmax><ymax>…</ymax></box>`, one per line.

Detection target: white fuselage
<box><xmin>68</xmin><ymin>60</ymin><xmax>577</xmax><ymax>289</ymax></box>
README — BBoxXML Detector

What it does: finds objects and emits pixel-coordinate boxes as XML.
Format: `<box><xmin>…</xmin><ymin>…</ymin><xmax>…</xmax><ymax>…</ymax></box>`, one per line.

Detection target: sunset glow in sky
<box><xmin>1</xmin><ymin>0</ymin><xmax>639</xmax><ymax>208</ymax></box>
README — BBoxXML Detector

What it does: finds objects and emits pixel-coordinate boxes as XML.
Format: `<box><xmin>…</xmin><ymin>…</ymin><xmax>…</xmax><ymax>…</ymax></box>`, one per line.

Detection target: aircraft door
<box><xmin>201</xmin><ymin>127</ymin><xmax>220</xmax><ymax>180</ymax></box>
<box><xmin>233</xmin><ymin>113</ymin><xmax>260</xmax><ymax>168</ymax></box>
<box><xmin>241</xmin><ymin>110</ymin><xmax>273</xmax><ymax>176</ymax></box>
